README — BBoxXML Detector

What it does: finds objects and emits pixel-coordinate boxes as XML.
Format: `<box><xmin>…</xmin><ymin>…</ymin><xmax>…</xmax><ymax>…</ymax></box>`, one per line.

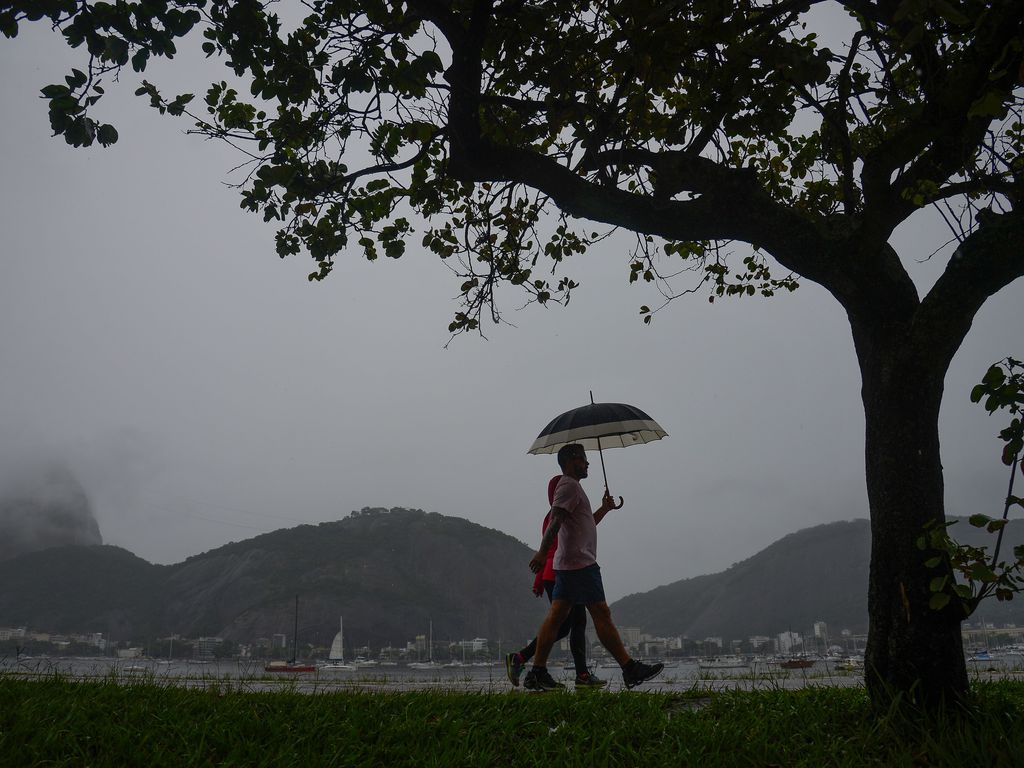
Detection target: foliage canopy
<box><xmin>5</xmin><ymin>0</ymin><xmax>1022</xmax><ymax>332</ymax></box>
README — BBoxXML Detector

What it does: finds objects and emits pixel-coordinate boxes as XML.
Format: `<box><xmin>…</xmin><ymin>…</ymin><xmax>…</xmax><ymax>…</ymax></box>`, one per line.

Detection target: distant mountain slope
<box><xmin>159</xmin><ymin>507</ymin><xmax>546</xmax><ymax>646</ymax></box>
<box><xmin>0</xmin><ymin>545</ymin><xmax>162</xmax><ymax>638</ymax></box>
<box><xmin>4</xmin><ymin>512</ymin><xmax>1023</xmax><ymax>648</ymax></box>
<box><xmin>610</xmin><ymin>518</ymin><xmax>1024</xmax><ymax>638</ymax></box>
<box><xmin>610</xmin><ymin>520</ymin><xmax>870</xmax><ymax>637</ymax></box>
<box><xmin>0</xmin><ymin>508</ymin><xmax>548</xmax><ymax>648</ymax></box>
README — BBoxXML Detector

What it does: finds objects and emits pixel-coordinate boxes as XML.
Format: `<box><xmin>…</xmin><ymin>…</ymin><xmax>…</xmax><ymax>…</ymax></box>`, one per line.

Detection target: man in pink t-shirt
<box><xmin>523</xmin><ymin>443</ymin><xmax>663</xmax><ymax>691</ymax></box>
<box><xmin>504</xmin><ymin>475</ymin><xmax>600</xmax><ymax>688</ymax></box>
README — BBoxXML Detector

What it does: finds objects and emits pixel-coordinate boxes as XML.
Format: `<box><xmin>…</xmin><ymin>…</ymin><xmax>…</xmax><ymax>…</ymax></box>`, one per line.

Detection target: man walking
<box><xmin>523</xmin><ymin>443</ymin><xmax>663</xmax><ymax>691</ymax></box>
<box><xmin>505</xmin><ymin>473</ymin><xmax>604</xmax><ymax>688</ymax></box>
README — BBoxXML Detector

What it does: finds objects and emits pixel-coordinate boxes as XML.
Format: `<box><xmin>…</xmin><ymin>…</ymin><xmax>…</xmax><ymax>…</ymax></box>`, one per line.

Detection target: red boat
<box><xmin>779</xmin><ymin>657</ymin><xmax>815</xmax><ymax>669</ymax></box>
<box><xmin>264</xmin><ymin>660</ymin><xmax>316</xmax><ymax>673</ymax></box>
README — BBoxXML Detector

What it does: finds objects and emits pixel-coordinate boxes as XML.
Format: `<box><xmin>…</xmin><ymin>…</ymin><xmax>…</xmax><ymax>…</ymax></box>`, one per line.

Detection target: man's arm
<box><xmin>529</xmin><ymin>507</ymin><xmax>566</xmax><ymax>572</ymax></box>
<box><xmin>593</xmin><ymin>490</ymin><xmax>621</xmax><ymax>525</ymax></box>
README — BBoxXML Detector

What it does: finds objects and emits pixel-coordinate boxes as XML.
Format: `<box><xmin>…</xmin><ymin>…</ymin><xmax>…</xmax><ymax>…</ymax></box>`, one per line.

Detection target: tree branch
<box><xmin>450</xmin><ymin>138</ymin><xmax>864</xmax><ymax>302</ymax></box>
<box><xmin>915</xmin><ymin>209</ymin><xmax>1024</xmax><ymax>368</ymax></box>
<box><xmin>861</xmin><ymin>4</ymin><xmax>1024</xmax><ymax>235</ymax></box>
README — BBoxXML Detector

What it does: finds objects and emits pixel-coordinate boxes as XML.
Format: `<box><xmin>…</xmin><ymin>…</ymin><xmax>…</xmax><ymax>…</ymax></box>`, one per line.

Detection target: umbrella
<box><xmin>528</xmin><ymin>393</ymin><xmax>668</xmax><ymax>505</ymax></box>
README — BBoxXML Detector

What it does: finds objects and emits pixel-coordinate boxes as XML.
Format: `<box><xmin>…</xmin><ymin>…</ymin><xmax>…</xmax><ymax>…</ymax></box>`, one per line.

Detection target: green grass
<box><xmin>2</xmin><ymin>676</ymin><xmax>1024</xmax><ymax>767</ymax></box>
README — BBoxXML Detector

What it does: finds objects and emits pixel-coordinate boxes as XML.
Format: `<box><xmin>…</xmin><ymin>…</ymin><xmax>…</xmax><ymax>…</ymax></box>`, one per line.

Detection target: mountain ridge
<box><xmin>3</xmin><ymin>511</ymin><xmax>1022</xmax><ymax>648</ymax></box>
<box><xmin>609</xmin><ymin>517</ymin><xmax>1024</xmax><ymax>638</ymax></box>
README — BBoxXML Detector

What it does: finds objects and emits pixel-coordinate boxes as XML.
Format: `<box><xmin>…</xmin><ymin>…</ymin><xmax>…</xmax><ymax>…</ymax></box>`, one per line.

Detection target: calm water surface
<box><xmin>3</xmin><ymin>655</ymin><xmax>1020</xmax><ymax>694</ymax></box>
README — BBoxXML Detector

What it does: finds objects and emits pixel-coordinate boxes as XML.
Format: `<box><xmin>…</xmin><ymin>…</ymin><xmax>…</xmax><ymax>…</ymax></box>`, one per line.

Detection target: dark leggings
<box><xmin>516</xmin><ymin>582</ymin><xmax>588</xmax><ymax>674</ymax></box>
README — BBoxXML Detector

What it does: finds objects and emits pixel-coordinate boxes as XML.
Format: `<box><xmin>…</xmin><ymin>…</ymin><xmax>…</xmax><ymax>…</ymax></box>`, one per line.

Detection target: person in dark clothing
<box><xmin>505</xmin><ymin>475</ymin><xmax>605</xmax><ymax>688</ymax></box>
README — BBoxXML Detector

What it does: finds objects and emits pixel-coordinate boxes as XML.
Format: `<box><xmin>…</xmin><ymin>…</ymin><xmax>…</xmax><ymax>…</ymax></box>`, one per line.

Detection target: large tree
<box><xmin>3</xmin><ymin>0</ymin><xmax>1022</xmax><ymax>706</ymax></box>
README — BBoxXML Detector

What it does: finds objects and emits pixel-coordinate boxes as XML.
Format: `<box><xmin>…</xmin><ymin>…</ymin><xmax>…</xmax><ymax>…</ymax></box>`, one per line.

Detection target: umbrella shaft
<box><xmin>591</xmin><ymin>391</ymin><xmax>610</xmax><ymax>492</ymax></box>
<box><xmin>596</xmin><ymin>436</ymin><xmax>609</xmax><ymax>491</ymax></box>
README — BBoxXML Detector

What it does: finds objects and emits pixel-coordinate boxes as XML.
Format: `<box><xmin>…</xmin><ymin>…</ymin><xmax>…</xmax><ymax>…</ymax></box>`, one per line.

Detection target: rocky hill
<box><xmin>0</xmin><ymin>507</ymin><xmax>546</xmax><ymax>649</ymax></box>
<box><xmin>3</xmin><ymin>511</ymin><xmax>1022</xmax><ymax>648</ymax></box>
<box><xmin>610</xmin><ymin>518</ymin><xmax>1024</xmax><ymax>638</ymax></box>
<box><xmin>0</xmin><ymin>544</ymin><xmax>163</xmax><ymax>640</ymax></box>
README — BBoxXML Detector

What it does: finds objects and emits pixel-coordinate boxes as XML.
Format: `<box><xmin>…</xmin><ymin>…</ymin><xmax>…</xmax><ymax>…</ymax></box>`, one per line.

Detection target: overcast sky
<box><xmin>1</xmin><ymin>17</ymin><xmax>1020</xmax><ymax>602</ymax></box>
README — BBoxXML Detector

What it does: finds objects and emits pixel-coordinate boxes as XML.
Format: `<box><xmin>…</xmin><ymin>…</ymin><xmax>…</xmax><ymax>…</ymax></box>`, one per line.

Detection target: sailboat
<box><xmin>264</xmin><ymin>595</ymin><xmax>316</xmax><ymax>673</ymax></box>
<box><xmin>408</xmin><ymin>620</ymin><xmax>440</xmax><ymax>669</ymax></box>
<box><xmin>320</xmin><ymin>616</ymin><xmax>355</xmax><ymax>670</ymax></box>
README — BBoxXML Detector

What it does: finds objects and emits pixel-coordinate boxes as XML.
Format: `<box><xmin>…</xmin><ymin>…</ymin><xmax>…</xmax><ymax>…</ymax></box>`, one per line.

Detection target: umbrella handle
<box><xmin>600</xmin><ymin>488</ymin><xmax>624</xmax><ymax>510</ymax></box>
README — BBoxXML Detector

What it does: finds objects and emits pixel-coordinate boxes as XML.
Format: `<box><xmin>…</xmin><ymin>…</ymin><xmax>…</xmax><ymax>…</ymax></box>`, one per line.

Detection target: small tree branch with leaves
<box><xmin>920</xmin><ymin>358</ymin><xmax>1024</xmax><ymax>616</ymax></box>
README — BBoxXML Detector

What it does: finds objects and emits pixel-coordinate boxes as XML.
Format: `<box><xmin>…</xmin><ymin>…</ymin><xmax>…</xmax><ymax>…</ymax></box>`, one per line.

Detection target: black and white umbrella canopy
<box><xmin>528</xmin><ymin>402</ymin><xmax>668</xmax><ymax>455</ymax></box>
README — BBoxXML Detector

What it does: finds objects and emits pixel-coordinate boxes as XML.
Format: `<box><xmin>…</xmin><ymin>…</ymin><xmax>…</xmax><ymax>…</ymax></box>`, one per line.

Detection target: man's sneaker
<box><xmin>622</xmin><ymin>659</ymin><xmax>664</xmax><ymax>689</ymax></box>
<box><xmin>505</xmin><ymin>652</ymin><xmax>525</xmax><ymax>687</ymax></box>
<box><xmin>523</xmin><ymin>667</ymin><xmax>565</xmax><ymax>692</ymax></box>
<box><xmin>574</xmin><ymin>669</ymin><xmax>607</xmax><ymax>688</ymax></box>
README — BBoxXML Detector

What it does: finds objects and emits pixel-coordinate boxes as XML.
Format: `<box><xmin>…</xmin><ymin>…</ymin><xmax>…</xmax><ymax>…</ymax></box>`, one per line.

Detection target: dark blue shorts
<box><xmin>552</xmin><ymin>563</ymin><xmax>605</xmax><ymax>605</ymax></box>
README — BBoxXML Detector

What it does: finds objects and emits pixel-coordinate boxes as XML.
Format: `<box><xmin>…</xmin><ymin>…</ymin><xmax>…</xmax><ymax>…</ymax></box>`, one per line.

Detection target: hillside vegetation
<box><xmin>0</xmin><ymin>508</ymin><xmax>544</xmax><ymax>648</ymax></box>
<box><xmin>610</xmin><ymin>519</ymin><xmax>1024</xmax><ymax>638</ymax></box>
<box><xmin>3</xmin><ymin>512</ymin><xmax>1022</xmax><ymax>647</ymax></box>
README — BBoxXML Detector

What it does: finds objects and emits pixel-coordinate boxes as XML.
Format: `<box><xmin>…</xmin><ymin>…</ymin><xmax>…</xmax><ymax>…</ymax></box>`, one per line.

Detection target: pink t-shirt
<box><xmin>551</xmin><ymin>475</ymin><xmax>597</xmax><ymax>571</ymax></box>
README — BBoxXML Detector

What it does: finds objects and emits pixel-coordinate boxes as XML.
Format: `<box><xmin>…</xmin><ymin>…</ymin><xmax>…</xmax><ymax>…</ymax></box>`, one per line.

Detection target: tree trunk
<box><xmin>853</xmin><ymin>320</ymin><xmax>969</xmax><ymax>708</ymax></box>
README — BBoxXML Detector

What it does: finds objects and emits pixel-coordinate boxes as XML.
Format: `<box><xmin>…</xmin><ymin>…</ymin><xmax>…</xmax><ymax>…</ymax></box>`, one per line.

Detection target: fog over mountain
<box><xmin>0</xmin><ymin>463</ymin><xmax>103</xmax><ymax>561</ymax></box>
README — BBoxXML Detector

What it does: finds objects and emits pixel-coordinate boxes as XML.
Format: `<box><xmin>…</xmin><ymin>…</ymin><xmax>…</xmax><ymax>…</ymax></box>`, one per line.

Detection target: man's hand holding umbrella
<box><xmin>595</xmin><ymin>489</ymin><xmax>624</xmax><ymax>519</ymax></box>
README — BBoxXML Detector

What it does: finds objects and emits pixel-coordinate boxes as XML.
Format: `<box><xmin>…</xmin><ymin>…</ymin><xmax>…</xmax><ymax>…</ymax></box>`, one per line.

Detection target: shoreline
<box><xmin>4</xmin><ymin>655</ymin><xmax>1021</xmax><ymax>695</ymax></box>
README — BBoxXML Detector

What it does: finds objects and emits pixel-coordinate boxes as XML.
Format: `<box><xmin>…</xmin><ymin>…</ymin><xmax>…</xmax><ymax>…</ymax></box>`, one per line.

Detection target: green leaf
<box><xmin>929</xmin><ymin>593</ymin><xmax>951</xmax><ymax>610</ymax></box>
<box><xmin>41</xmin><ymin>84</ymin><xmax>71</xmax><ymax>99</ymax></box>
<box><xmin>96</xmin><ymin>123</ymin><xmax>118</xmax><ymax>146</ymax></box>
<box><xmin>0</xmin><ymin>11</ymin><xmax>18</xmax><ymax>39</ymax></box>
<box><xmin>65</xmin><ymin>68</ymin><xmax>87</xmax><ymax>89</ymax></box>
<box><xmin>929</xmin><ymin>575</ymin><xmax>947</xmax><ymax>593</ymax></box>
<box><xmin>131</xmin><ymin>48</ymin><xmax>150</xmax><ymax>73</ymax></box>
<box><xmin>968</xmin><ymin>91</ymin><xmax>1007</xmax><ymax>120</ymax></box>
<box><xmin>983</xmin><ymin>366</ymin><xmax>1005</xmax><ymax>387</ymax></box>
<box><xmin>969</xmin><ymin>514</ymin><xmax>991</xmax><ymax>528</ymax></box>
<box><xmin>104</xmin><ymin>36</ymin><xmax>130</xmax><ymax>66</ymax></box>
<box><xmin>973</xmin><ymin>564</ymin><xmax>998</xmax><ymax>583</ymax></box>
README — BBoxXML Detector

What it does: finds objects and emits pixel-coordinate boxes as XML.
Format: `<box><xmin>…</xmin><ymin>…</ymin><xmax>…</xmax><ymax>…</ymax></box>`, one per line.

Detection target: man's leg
<box><xmin>568</xmin><ymin>604</ymin><xmax>606</xmax><ymax>687</ymax></box>
<box><xmin>505</xmin><ymin>634</ymin><xmax>536</xmax><ymax>686</ymax></box>
<box><xmin>514</xmin><ymin>604</ymin><xmax>576</xmax><ymax>667</ymax></box>
<box><xmin>567</xmin><ymin>605</ymin><xmax>588</xmax><ymax>675</ymax></box>
<box><xmin>585</xmin><ymin>601</ymin><xmax>630</xmax><ymax>666</ymax></box>
<box><xmin>533</xmin><ymin>599</ymin><xmax>574</xmax><ymax>668</ymax></box>
<box><xmin>521</xmin><ymin>600</ymin><xmax>575</xmax><ymax>691</ymax></box>
<box><xmin>507</xmin><ymin>583</ymin><xmax>566</xmax><ymax>686</ymax></box>
<box><xmin>586</xmin><ymin>601</ymin><xmax>664</xmax><ymax>688</ymax></box>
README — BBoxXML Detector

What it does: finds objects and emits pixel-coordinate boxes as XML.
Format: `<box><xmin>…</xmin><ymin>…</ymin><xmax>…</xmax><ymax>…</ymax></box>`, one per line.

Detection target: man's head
<box><xmin>556</xmin><ymin>444</ymin><xmax>589</xmax><ymax>479</ymax></box>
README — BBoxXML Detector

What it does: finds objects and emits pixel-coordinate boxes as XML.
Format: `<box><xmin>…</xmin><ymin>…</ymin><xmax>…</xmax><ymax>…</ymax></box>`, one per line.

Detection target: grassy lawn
<box><xmin>1</xmin><ymin>676</ymin><xmax>1023</xmax><ymax>767</ymax></box>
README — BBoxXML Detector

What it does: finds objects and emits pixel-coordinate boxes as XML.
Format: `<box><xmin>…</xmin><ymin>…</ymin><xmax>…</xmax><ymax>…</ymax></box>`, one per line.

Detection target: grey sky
<box><xmin>1</xmin><ymin>18</ymin><xmax>1019</xmax><ymax>603</ymax></box>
